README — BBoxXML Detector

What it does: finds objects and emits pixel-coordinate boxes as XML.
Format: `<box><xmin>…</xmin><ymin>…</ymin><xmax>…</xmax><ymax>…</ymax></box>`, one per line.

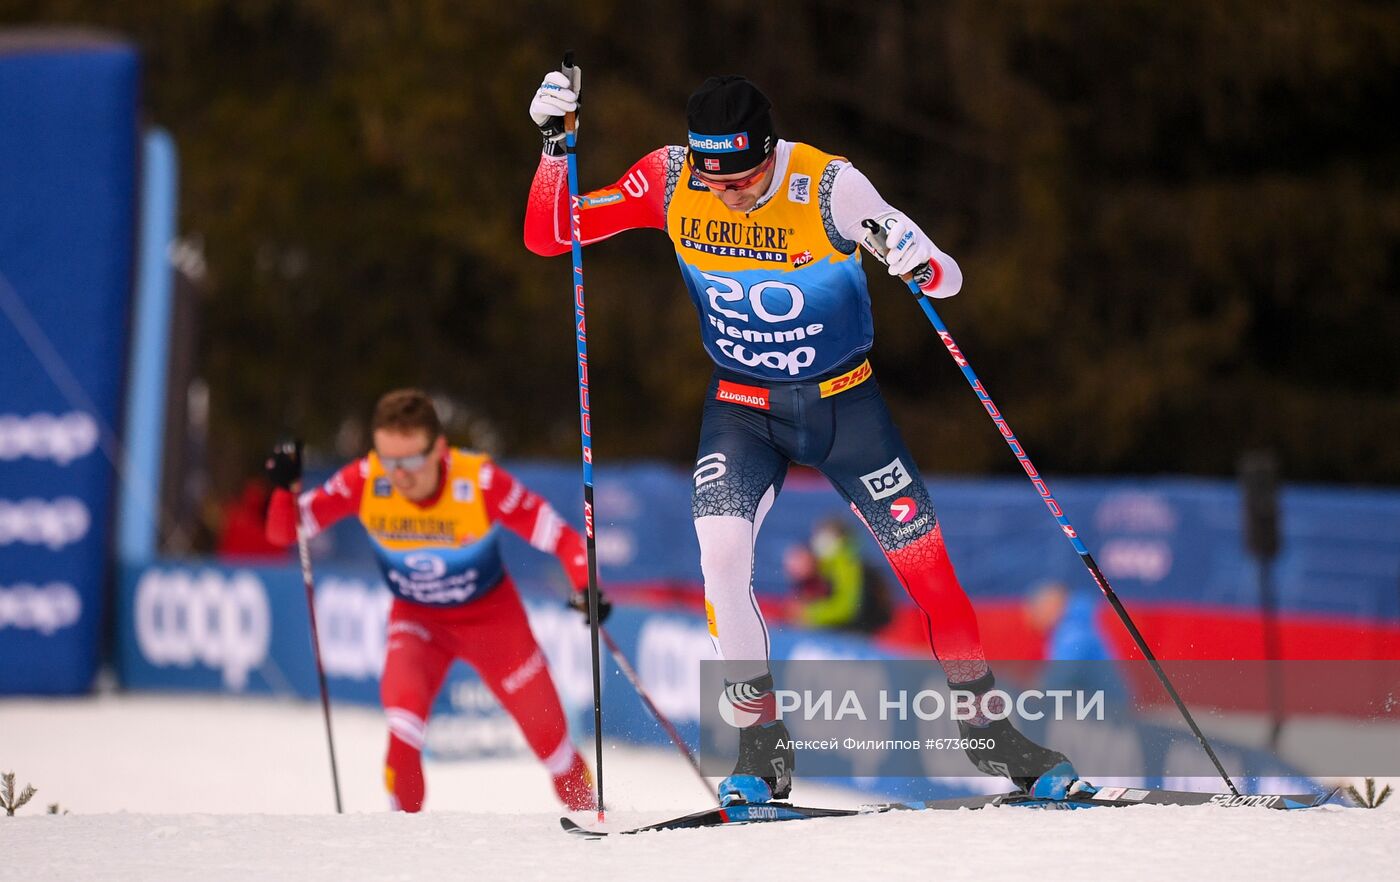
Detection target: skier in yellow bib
<box><xmin>525</xmin><ymin>70</ymin><xmax>1080</xmax><ymax>806</ymax></box>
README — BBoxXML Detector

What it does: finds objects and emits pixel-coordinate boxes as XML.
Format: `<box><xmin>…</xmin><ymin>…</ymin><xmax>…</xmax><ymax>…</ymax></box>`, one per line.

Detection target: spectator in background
<box><xmin>215</xmin><ymin>477</ymin><xmax>288</xmax><ymax>560</ymax></box>
<box><xmin>784</xmin><ymin>519</ymin><xmax>891</xmax><ymax>634</ymax></box>
<box><xmin>1026</xmin><ymin>580</ymin><xmax>1111</xmax><ymax>661</ymax></box>
<box><xmin>1025</xmin><ymin>579</ymin><xmax>1130</xmax><ymax>712</ymax></box>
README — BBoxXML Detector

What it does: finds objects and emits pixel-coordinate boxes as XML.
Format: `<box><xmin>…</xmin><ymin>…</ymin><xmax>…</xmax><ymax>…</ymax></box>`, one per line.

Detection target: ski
<box><xmin>560</xmin><ymin>786</ymin><xmax>1335</xmax><ymax>837</ymax></box>
<box><xmin>874</xmin><ymin>785</ymin><xmax>1337</xmax><ymax>814</ymax></box>
<box><xmin>561</xmin><ymin>802</ymin><xmax>859</xmax><ymax>838</ymax></box>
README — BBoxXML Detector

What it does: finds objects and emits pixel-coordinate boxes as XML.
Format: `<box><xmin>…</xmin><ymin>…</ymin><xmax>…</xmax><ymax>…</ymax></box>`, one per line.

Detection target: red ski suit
<box><xmin>267</xmin><ymin>450</ymin><xmax>593</xmax><ymax>811</ymax></box>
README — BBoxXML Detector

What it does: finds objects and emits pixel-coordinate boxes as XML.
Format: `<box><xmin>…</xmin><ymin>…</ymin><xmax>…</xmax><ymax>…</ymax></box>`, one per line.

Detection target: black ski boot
<box><xmin>716</xmin><ymin>674</ymin><xmax>794</xmax><ymax>804</ymax></box>
<box><xmin>952</xmin><ymin>672</ymin><xmax>1078</xmax><ymax>795</ymax></box>
<box><xmin>719</xmin><ymin>718</ymin><xmax>795</xmax><ymax>805</ymax></box>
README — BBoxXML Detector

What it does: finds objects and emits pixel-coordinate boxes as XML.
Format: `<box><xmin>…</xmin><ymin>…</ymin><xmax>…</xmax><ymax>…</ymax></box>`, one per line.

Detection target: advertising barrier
<box><xmin>298</xmin><ymin>465</ymin><xmax>1400</xmax><ymax>662</ymax></box>
<box><xmin>491</xmin><ymin>465</ymin><xmax>1400</xmax><ymax>624</ymax></box>
<box><xmin>0</xmin><ymin>35</ymin><xmax>140</xmax><ymax>693</ymax></box>
<box><xmin>116</xmin><ymin>560</ymin><xmax>1327</xmax><ymax>799</ymax></box>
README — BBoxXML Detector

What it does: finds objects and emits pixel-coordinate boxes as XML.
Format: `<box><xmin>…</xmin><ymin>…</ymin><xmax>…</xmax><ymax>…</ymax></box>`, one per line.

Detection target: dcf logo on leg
<box><xmin>859</xmin><ymin>457</ymin><xmax>912</xmax><ymax>500</ymax></box>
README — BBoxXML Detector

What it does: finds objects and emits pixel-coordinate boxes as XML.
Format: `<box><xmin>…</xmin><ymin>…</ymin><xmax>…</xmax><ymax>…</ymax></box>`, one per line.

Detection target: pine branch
<box><xmin>1344</xmin><ymin>778</ymin><xmax>1393</xmax><ymax>809</ymax></box>
<box><xmin>2</xmin><ymin>771</ymin><xmax>38</xmax><ymax>816</ymax></box>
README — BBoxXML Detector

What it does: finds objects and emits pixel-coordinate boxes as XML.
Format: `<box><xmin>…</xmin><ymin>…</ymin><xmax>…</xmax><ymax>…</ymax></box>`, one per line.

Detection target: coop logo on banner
<box><xmin>0</xmin><ymin>498</ymin><xmax>91</xmax><ymax>550</ymax></box>
<box><xmin>636</xmin><ymin>616</ymin><xmax>719</xmax><ymax>721</ymax></box>
<box><xmin>1099</xmin><ymin>539</ymin><xmax>1173</xmax><ymax>582</ymax></box>
<box><xmin>596</xmin><ymin>526</ymin><xmax>637</xmax><ymax>567</ymax></box>
<box><xmin>1094</xmin><ymin>492</ymin><xmax>1178</xmax><ymax>533</ymax></box>
<box><xmin>134</xmin><ymin>569</ymin><xmax>270</xmax><ymax>690</ymax></box>
<box><xmin>0</xmin><ymin>582</ymin><xmax>82</xmax><ymax>635</ymax></box>
<box><xmin>0</xmin><ymin>412</ymin><xmax>100</xmax><ymax>465</ymax></box>
<box><xmin>314</xmin><ymin>576</ymin><xmax>392</xmax><ymax>680</ymax></box>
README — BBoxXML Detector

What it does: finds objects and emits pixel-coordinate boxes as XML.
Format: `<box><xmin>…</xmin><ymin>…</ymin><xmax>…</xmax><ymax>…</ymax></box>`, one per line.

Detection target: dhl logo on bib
<box><xmin>819</xmin><ymin>359</ymin><xmax>872</xmax><ymax>398</ymax></box>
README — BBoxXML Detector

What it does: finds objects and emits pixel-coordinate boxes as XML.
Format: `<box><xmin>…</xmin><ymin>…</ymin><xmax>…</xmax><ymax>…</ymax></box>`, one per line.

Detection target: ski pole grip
<box><xmin>861</xmin><ymin>217</ymin><xmax>933</xmax><ymax>288</ymax></box>
<box><xmin>562</xmin><ymin>51</ymin><xmax>578</xmax><ymax>136</ymax></box>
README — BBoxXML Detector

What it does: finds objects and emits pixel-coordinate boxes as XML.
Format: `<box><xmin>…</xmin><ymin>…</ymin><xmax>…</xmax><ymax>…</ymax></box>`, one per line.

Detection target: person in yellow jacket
<box><xmin>786</xmin><ymin>519</ymin><xmax>891</xmax><ymax>633</ymax></box>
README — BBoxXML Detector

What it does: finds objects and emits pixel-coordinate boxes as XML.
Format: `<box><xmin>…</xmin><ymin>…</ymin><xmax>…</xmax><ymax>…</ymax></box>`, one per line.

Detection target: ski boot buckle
<box><xmin>718</xmin><ymin>774</ymin><xmax>774</xmax><ymax>806</ymax></box>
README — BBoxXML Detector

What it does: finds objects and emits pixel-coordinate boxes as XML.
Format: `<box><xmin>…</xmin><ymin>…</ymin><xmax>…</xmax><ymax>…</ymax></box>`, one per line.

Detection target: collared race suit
<box><xmin>524</xmin><ymin>140</ymin><xmax>990</xmax><ymax>688</ymax></box>
<box><xmin>266</xmin><ymin>449</ymin><xmax>592</xmax><ymax>811</ymax></box>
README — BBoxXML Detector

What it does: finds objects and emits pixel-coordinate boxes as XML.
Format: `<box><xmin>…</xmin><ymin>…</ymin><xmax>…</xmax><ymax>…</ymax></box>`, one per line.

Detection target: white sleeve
<box><xmin>830</xmin><ymin>163</ymin><xmax>963</xmax><ymax>298</ymax></box>
<box><xmin>828</xmin><ymin>163</ymin><xmax>897</xmax><ymax>243</ymax></box>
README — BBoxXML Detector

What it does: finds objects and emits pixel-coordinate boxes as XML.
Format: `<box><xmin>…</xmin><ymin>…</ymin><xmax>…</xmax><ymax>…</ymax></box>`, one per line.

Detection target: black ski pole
<box><xmin>863</xmin><ymin>219</ymin><xmax>1242</xmax><ymax>797</ymax></box>
<box><xmin>296</xmin><ymin>523</ymin><xmax>344</xmax><ymax>813</ymax></box>
<box><xmin>559</xmin><ymin>50</ymin><xmax>607</xmax><ymax>821</ymax></box>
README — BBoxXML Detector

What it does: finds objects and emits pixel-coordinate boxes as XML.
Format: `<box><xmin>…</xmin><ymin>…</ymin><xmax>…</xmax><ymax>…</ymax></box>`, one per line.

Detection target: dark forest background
<box><xmin>6</xmin><ymin>1</ymin><xmax>1399</xmax><ymax>495</ymax></box>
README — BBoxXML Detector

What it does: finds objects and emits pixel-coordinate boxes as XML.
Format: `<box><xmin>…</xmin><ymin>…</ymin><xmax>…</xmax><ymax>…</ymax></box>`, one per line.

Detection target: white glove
<box><xmin>530</xmin><ymin>68</ymin><xmax>581</xmax><ymax>154</ymax></box>
<box><xmin>861</xmin><ymin>210</ymin><xmax>962</xmax><ymax>298</ymax></box>
<box><xmin>871</xmin><ymin>211</ymin><xmax>933</xmax><ymax>276</ymax></box>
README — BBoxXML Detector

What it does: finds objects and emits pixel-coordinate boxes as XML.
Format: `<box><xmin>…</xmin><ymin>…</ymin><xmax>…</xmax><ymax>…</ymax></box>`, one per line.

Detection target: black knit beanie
<box><xmin>686</xmin><ymin>75</ymin><xmax>776</xmax><ymax>175</ymax></box>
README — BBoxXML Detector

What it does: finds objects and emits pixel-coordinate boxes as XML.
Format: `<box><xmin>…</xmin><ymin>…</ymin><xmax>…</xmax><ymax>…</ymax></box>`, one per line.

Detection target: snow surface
<box><xmin>2</xmin><ymin>693</ymin><xmax>1395</xmax><ymax>881</ymax></box>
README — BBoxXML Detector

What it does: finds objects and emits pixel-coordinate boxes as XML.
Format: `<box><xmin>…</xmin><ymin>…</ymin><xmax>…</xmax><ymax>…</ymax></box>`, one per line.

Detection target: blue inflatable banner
<box><xmin>0</xmin><ymin>35</ymin><xmax>140</xmax><ymax>694</ymax></box>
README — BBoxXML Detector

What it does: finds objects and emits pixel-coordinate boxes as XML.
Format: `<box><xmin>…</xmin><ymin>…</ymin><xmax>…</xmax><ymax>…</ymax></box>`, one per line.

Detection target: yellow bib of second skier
<box><xmin>359</xmin><ymin>449</ymin><xmax>492</xmax><ymax>550</ymax></box>
<box><xmin>357</xmin><ymin>449</ymin><xmax>503</xmax><ymax>606</ymax></box>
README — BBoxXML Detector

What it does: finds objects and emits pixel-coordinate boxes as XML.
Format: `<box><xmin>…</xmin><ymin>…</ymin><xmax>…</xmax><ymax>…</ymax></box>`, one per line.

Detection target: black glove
<box><xmin>264</xmin><ymin>438</ymin><xmax>303</xmax><ymax>491</ymax></box>
<box><xmin>568</xmin><ymin>589</ymin><xmax>612</xmax><ymax>624</ymax></box>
